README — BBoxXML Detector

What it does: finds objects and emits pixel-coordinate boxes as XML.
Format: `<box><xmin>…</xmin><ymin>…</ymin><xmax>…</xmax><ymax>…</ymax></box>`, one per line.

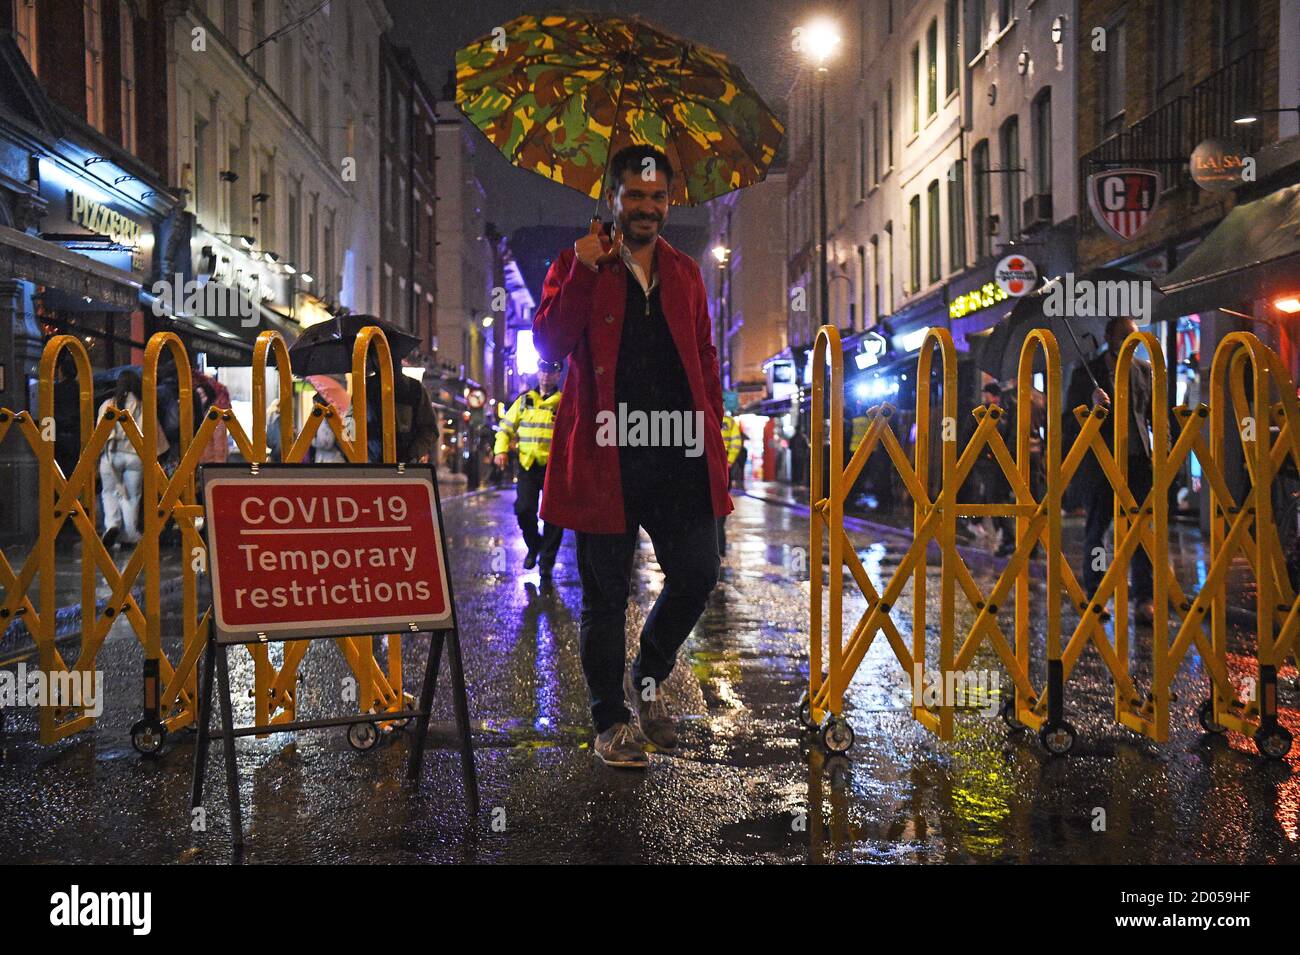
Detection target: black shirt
<box><xmin>614</xmin><ymin>259</ymin><xmax>711</xmax><ymax>519</ymax></box>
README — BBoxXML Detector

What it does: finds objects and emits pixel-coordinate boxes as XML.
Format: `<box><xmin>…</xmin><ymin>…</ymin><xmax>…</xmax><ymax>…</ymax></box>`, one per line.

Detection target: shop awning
<box><xmin>0</xmin><ymin>224</ymin><xmax>140</xmax><ymax>309</ymax></box>
<box><xmin>1156</xmin><ymin>182</ymin><xmax>1300</xmax><ymax>320</ymax></box>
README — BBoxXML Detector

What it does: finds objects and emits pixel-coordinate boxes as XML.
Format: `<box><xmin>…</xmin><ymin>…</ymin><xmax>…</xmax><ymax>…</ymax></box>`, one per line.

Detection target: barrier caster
<box><xmin>1197</xmin><ymin>700</ymin><xmax>1227</xmax><ymax>735</ymax></box>
<box><xmin>999</xmin><ymin>697</ymin><xmax>1026</xmax><ymax>732</ymax></box>
<box><xmin>347</xmin><ymin>721</ymin><xmax>380</xmax><ymax>752</ymax></box>
<box><xmin>391</xmin><ymin>693</ymin><xmax>417</xmax><ymax>731</ymax></box>
<box><xmin>1254</xmin><ymin>723</ymin><xmax>1293</xmax><ymax>760</ymax></box>
<box><xmin>130</xmin><ymin>718</ymin><xmax>167</xmax><ymax>757</ymax></box>
<box><xmin>820</xmin><ymin>717</ymin><xmax>855</xmax><ymax>753</ymax></box>
<box><xmin>796</xmin><ymin>690</ymin><xmax>818</xmax><ymax>732</ymax></box>
<box><xmin>1038</xmin><ymin>720</ymin><xmax>1076</xmax><ymax>756</ymax></box>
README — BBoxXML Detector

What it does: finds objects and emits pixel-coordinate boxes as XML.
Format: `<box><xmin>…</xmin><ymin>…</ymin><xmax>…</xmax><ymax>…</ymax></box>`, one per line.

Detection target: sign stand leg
<box><xmin>446</xmin><ymin>628</ymin><xmax>479</xmax><ymax>815</ymax></box>
<box><xmin>214</xmin><ymin>642</ymin><xmax>244</xmax><ymax>847</ymax></box>
<box><xmin>190</xmin><ymin>636</ymin><xmax>216</xmax><ymax>810</ymax></box>
<box><xmin>405</xmin><ymin>630</ymin><xmax>445</xmax><ymax>787</ymax></box>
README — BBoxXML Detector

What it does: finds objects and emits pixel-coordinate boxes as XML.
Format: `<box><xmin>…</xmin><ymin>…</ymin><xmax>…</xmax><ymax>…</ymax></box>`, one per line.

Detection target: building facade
<box><xmin>0</xmin><ymin>0</ymin><xmax>179</xmax><ymax>542</ymax></box>
<box><xmin>705</xmin><ymin>164</ymin><xmax>788</xmax><ymax>408</ymax></box>
<box><xmin>379</xmin><ymin>36</ymin><xmax>437</xmax><ymax>358</ymax></box>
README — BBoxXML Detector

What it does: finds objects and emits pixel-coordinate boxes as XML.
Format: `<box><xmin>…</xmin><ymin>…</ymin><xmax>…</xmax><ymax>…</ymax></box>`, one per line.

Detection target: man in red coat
<box><xmin>533</xmin><ymin>145</ymin><xmax>733</xmax><ymax>768</ymax></box>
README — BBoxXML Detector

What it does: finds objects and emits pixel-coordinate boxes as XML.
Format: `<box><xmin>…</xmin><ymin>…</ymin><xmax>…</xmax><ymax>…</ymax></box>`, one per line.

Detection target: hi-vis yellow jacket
<box><xmin>494</xmin><ymin>388</ymin><xmax>562</xmax><ymax>469</ymax></box>
<box><xmin>721</xmin><ymin>413</ymin><xmax>743</xmax><ymax>466</ymax></box>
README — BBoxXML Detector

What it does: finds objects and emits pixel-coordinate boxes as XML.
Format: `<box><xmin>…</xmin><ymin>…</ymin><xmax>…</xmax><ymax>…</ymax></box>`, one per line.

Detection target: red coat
<box><xmin>533</xmin><ymin>235</ymin><xmax>734</xmax><ymax>534</ymax></box>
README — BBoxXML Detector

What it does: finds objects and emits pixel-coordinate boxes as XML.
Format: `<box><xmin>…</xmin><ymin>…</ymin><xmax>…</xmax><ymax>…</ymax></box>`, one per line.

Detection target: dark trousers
<box><xmin>515</xmin><ymin>462</ymin><xmax>563</xmax><ymax>567</ymax></box>
<box><xmin>575</xmin><ymin>496</ymin><xmax>720</xmax><ymax>733</ymax></box>
<box><xmin>716</xmin><ymin>516</ymin><xmax>727</xmax><ymax>555</ymax></box>
<box><xmin>975</xmin><ymin>465</ymin><xmax>1014</xmax><ymax>544</ymax></box>
<box><xmin>1082</xmin><ymin>454</ymin><xmax>1154</xmax><ymax>602</ymax></box>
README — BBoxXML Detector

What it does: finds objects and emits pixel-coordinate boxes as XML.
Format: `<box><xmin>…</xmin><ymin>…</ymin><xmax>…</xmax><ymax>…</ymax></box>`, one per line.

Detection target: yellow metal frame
<box><xmin>0</xmin><ymin>328</ymin><xmax>409</xmax><ymax>745</ymax></box>
<box><xmin>809</xmin><ymin>323</ymin><xmax>1300</xmax><ymax>748</ymax></box>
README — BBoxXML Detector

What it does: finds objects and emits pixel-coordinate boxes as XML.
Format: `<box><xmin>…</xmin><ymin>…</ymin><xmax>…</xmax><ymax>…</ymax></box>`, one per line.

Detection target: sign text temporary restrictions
<box><xmin>203</xmin><ymin>466</ymin><xmax>453</xmax><ymax>642</ymax></box>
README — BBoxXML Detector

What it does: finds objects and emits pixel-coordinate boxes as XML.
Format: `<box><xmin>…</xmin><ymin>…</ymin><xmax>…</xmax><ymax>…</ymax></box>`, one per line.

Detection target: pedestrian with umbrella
<box><xmin>456</xmin><ymin>13</ymin><xmax>783</xmax><ymax>768</ymax></box>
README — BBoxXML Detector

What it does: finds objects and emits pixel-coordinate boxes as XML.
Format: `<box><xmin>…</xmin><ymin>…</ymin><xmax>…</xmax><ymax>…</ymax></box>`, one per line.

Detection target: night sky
<box><xmin>388</xmin><ymin>0</ymin><xmax>823</xmax><ymax>235</ymax></box>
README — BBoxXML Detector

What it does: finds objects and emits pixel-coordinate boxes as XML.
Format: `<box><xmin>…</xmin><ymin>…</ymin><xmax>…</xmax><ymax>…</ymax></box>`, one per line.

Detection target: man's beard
<box><xmin>619</xmin><ymin>213</ymin><xmax>662</xmax><ymax>247</ymax></box>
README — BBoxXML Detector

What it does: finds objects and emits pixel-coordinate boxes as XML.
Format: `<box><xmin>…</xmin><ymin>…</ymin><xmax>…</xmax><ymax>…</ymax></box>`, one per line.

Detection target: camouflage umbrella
<box><xmin>454</xmin><ymin>11</ymin><xmax>785</xmax><ymax>208</ymax></box>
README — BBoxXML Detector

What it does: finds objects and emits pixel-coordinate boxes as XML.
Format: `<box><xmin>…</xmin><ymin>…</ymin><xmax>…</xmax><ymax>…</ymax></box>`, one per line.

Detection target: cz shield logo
<box><xmin>1087</xmin><ymin>168</ymin><xmax>1161</xmax><ymax>242</ymax></box>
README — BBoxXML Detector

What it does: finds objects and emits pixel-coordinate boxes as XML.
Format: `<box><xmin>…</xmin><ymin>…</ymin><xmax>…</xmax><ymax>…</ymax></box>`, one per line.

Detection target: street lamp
<box><xmin>796</xmin><ymin>18</ymin><xmax>841</xmax><ymax>331</ymax></box>
<box><xmin>711</xmin><ymin>243</ymin><xmax>730</xmax><ymax>265</ymax></box>
<box><xmin>1234</xmin><ymin>105</ymin><xmax>1300</xmax><ymax>124</ymax></box>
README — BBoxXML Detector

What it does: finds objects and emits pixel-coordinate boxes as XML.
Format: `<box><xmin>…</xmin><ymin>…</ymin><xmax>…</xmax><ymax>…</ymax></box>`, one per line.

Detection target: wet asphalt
<box><xmin>1</xmin><ymin>484</ymin><xmax>1298</xmax><ymax>864</ymax></box>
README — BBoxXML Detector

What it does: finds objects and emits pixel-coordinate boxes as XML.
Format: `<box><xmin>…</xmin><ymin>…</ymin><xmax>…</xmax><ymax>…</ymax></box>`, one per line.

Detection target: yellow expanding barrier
<box><xmin>0</xmin><ymin>328</ymin><xmax>409</xmax><ymax>754</ymax></box>
<box><xmin>805</xmin><ymin>324</ymin><xmax>1299</xmax><ymax>759</ymax></box>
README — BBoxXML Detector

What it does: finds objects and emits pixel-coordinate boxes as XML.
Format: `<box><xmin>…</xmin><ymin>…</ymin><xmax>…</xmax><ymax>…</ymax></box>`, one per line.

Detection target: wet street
<box><xmin>1</xmin><ymin>486</ymin><xmax>1298</xmax><ymax>864</ymax></box>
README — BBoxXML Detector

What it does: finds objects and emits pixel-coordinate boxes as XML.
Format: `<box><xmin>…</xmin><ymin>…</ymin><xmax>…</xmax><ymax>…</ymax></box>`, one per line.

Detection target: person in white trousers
<box><xmin>97</xmin><ymin>369</ymin><xmax>168</xmax><ymax>549</ymax></box>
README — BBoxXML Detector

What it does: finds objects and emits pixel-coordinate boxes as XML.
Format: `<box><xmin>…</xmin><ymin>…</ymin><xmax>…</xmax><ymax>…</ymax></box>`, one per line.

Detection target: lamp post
<box><xmin>797</xmin><ymin>19</ymin><xmax>841</xmax><ymax>331</ymax></box>
<box><xmin>712</xmin><ymin>243</ymin><xmax>731</xmax><ymax>386</ymax></box>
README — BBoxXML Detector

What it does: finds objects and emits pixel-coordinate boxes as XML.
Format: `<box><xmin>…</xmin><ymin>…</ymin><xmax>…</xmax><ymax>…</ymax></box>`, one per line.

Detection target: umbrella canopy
<box><xmin>970</xmin><ymin>268</ymin><xmax>1158</xmax><ymax>383</ymax></box>
<box><xmin>286</xmin><ymin>314</ymin><xmax>421</xmax><ymax>377</ymax></box>
<box><xmin>454</xmin><ymin>12</ymin><xmax>785</xmax><ymax>206</ymax></box>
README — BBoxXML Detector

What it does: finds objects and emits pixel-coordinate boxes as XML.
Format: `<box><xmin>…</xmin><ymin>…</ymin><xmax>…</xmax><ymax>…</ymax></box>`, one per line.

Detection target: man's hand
<box><xmin>574</xmin><ymin>219</ymin><xmax>622</xmax><ymax>271</ymax></box>
<box><xmin>1092</xmin><ymin>387</ymin><xmax>1111</xmax><ymax>407</ymax></box>
<box><xmin>493</xmin><ymin>453</ymin><xmax>508</xmax><ymax>469</ymax></box>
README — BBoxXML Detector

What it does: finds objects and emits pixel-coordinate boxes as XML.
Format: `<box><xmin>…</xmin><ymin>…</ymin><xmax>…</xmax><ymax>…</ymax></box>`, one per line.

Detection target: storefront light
<box><xmin>1274</xmin><ymin>295</ymin><xmax>1300</xmax><ymax>314</ymax></box>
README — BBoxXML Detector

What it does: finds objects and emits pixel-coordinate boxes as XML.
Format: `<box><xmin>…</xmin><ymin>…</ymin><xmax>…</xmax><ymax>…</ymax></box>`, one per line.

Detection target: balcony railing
<box><xmin>1080</xmin><ymin>49</ymin><xmax>1262</xmax><ymax>228</ymax></box>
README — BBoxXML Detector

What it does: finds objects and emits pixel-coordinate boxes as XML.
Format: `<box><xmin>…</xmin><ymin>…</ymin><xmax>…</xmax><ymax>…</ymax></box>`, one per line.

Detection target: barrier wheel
<box><xmin>826</xmin><ymin>755</ymin><xmax>852</xmax><ymax>789</ymax></box>
<box><xmin>820</xmin><ymin>717</ymin><xmax>855</xmax><ymax>754</ymax></box>
<box><xmin>130</xmin><ymin>718</ymin><xmax>167</xmax><ymax>757</ymax></box>
<box><xmin>796</xmin><ymin>691</ymin><xmax>818</xmax><ymax>732</ymax></box>
<box><xmin>1197</xmin><ymin>700</ymin><xmax>1227</xmax><ymax>735</ymax></box>
<box><xmin>999</xmin><ymin>697</ymin><xmax>1026</xmax><ymax>732</ymax></box>
<box><xmin>1038</xmin><ymin>720</ymin><xmax>1076</xmax><ymax>756</ymax></box>
<box><xmin>1254</xmin><ymin>724</ymin><xmax>1293</xmax><ymax>760</ymax></box>
<box><xmin>392</xmin><ymin>692</ymin><xmax>417</xmax><ymax>730</ymax></box>
<box><xmin>347</xmin><ymin>721</ymin><xmax>380</xmax><ymax>752</ymax></box>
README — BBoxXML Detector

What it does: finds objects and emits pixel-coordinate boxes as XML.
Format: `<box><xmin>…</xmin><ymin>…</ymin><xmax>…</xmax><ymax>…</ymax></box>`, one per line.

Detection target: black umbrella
<box><xmin>970</xmin><ymin>267</ymin><xmax>1160</xmax><ymax>389</ymax></box>
<box><xmin>286</xmin><ymin>314</ymin><xmax>421</xmax><ymax>376</ymax></box>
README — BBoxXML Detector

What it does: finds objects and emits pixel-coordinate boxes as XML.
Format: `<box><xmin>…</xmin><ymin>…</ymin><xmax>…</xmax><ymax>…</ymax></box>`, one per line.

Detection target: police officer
<box><xmin>494</xmin><ymin>359</ymin><xmax>564</xmax><ymax>575</ymax></box>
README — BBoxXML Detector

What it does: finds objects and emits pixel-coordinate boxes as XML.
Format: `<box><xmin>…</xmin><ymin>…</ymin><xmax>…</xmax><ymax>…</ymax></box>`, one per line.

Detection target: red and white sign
<box><xmin>203</xmin><ymin>466</ymin><xmax>453</xmax><ymax>642</ymax></box>
<box><xmin>1087</xmin><ymin>168</ymin><xmax>1161</xmax><ymax>242</ymax></box>
<box><xmin>994</xmin><ymin>255</ymin><xmax>1038</xmax><ymax>296</ymax></box>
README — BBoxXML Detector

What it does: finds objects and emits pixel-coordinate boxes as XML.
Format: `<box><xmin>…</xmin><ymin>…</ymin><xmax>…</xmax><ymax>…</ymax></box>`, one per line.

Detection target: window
<box><xmin>1101</xmin><ymin>18</ymin><xmax>1126</xmax><ymax>139</ymax></box>
<box><xmin>998</xmin><ymin>0</ymin><xmax>1012</xmax><ymax>31</ymax></box>
<box><xmin>870</xmin><ymin>235</ymin><xmax>881</xmax><ymax>322</ymax></box>
<box><xmin>224</xmin><ymin>140</ymin><xmax>240</xmax><ymax>230</ymax></box>
<box><xmin>858</xmin><ymin>119</ymin><xmax>867</xmax><ymax>200</ymax></box>
<box><xmin>257</xmin><ymin>164</ymin><xmax>273</xmax><ymax>248</ymax></box>
<box><xmin>968</xmin><ymin>0</ymin><xmax>987</xmax><ymax>60</ymax></box>
<box><xmin>321</xmin><ymin>81</ymin><xmax>331</xmax><ymax>156</ymax></box>
<box><xmin>945</xmin><ymin>0</ymin><xmax>959</xmax><ymax>96</ymax></box>
<box><xmin>927</xmin><ymin>180</ymin><xmax>941</xmax><ymax>283</ymax></box>
<box><xmin>887</xmin><ymin>0</ymin><xmax>894</xmax><ymax>33</ymax></box>
<box><xmin>908</xmin><ymin>195</ymin><xmax>921</xmax><ymax>292</ymax></box>
<box><xmin>193</xmin><ymin>116</ymin><xmax>210</xmax><ymax>216</ymax></box>
<box><xmin>910</xmin><ymin>43</ymin><xmax>920</xmax><ymax>134</ymax></box>
<box><xmin>885</xmin><ymin>84</ymin><xmax>894</xmax><ymax>168</ymax></box>
<box><xmin>252</xmin><ymin>0</ymin><xmax>267</xmax><ymax>72</ymax></box>
<box><xmin>884</xmin><ymin>222</ymin><xmax>894</xmax><ymax>312</ymax></box>
<box><xmin>857</xmin><ymin>244</ymin><xmax>867</xmax><ymax>331</ymax></box>
<box><xmin>287</xmin><ymin>181</ymin><xmax>300</xmax><ymax>262</ymax></box>
<box><xmin>84</xmin><ymin>0</ymin><xmax>104</xmax><ymax>131</ymax></box>
<box><xmin>413</xmin><ymin>188</ymin><xmax>421</xmax><ymax>252</ymax></box>
<box><xmin>324</xmin><ymin>210</ymin><xmax>335</xmax><ymax>298</ymax></box>
<box><xmin>14</xmin><ymin>0</ymin><xmax>37</xmax><ymax>75</ymax></box>
<box><xmin>1000</xmin><ymin>115</ymin><xmax>1021</xmax><ymax>238</ymax></box>
<box><xmin>279</xmin><ymin>34</ymin><xmax>294</xmax><ymax>108</ymax></box>
<box><xmin>972</xmin><ymin>139</ymin><xmax>990</xmax><ymax>259</ymax></box>
<box><xmin>1153</xmin><ymin>0</ymin><xmax>1186</xmax><ymax>104</ymax></box>
<box><xmin>308</xmin><ymin>193</ymin><xmax>318</xmax><ymax>275</ymax></box>
<box><xmin>948</xmin><ymin>160</ymin><xmax>966</xmax><ymax>271</ymax></box>
<box><xmin>1032</xmin><ymin>89</ymin><xmax>1052</xmax><ymax>195</ymax></box>
<box><xmin>1219</xmin><ymin>0</ymin><xmax>1256</xmax><ymax>65</ymax></box>
<box><xmin>119</xmin><ymin>4</ymin><xmax>136</xmax><ymax>152</ymax></box>
<box><xmin>926</xmin><ymin>19</ymin><xmax>938</xmax><ymax>118</ymax></box>
<box><xmin>223</xmin><ymin>0</ymin><xmax>238</xmax><ymax>39</ymax></box>
<box><xmin>871</xmin><ymin>101</ymin><xmax>880</xmax><ymax>183</ymax></box>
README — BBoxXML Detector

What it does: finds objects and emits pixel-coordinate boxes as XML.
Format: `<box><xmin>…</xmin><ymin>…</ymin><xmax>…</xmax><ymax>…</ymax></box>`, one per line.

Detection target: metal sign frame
<box><xmin>191</xmin><ymin>461</ymin><xmax>477</xmax><ymax>850</ymax></box>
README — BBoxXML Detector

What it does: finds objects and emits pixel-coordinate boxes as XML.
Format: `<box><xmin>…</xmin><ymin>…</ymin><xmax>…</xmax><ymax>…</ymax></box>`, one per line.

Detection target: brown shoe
<box><xmin>1136</xmin><ymin>601</ymin><xmax>1155</xmax><ymax>626</ymax></box>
